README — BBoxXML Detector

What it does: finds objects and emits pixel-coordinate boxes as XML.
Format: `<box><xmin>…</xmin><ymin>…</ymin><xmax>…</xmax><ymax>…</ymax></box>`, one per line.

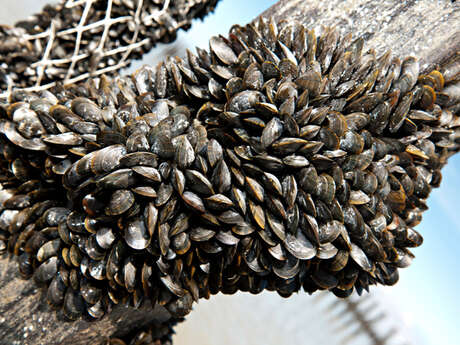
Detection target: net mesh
<box><xmin>0</xmin><ymin>0</ymin><xmax>219</xmax><ymax>99</ymax></box>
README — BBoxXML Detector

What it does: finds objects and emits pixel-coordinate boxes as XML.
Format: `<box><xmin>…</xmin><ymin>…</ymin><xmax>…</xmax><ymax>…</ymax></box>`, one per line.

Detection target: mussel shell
<box><xmin>124</xmin><ymin>219</ymin><xmax>150</xmax><ymax>250</ymax></box>
<box><xmin>106</xmin><ymin>190</ymin><xmax>135</xmax><ymax>216</ymax></box>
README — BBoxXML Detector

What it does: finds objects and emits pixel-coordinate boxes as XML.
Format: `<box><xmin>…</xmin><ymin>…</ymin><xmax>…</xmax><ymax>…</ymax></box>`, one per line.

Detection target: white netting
<box><xmin>0</xmin><ymin>0</ymin><xmax>218</xmax><ymax>99</ymax></box>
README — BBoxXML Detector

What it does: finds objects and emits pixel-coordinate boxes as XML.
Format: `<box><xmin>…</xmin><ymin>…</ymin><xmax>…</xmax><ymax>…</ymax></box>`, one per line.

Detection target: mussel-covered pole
<box><xmin>0</xmin><ymin>0</ymin><xmax>220</xmax><ymax>94</ymax></box>
<box><xmin>259</xmin><ymin>0</ymin><xmax>460</xmax><ymax>74</ymax></box>
<box><xmin>0</xmin><ymin>1</ymin><xmax>459</xmax><ymax>344</ymax></box>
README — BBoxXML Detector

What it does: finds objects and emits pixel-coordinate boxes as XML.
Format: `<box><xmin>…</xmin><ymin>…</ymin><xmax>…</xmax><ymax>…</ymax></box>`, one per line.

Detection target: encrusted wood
<box><xmin>0</xmin><ymin>254</ymin><xmax>170</xmax><ymax>345</ymax></box>
<box><xmin>0</xmin><ymin>0</ymin><xmax>458</xmax><ymax>344</ymax></box>
<box><xmin>258</xmin><ymin>0</ymin><xmax>459</xmax><ymax>73</ymax></box>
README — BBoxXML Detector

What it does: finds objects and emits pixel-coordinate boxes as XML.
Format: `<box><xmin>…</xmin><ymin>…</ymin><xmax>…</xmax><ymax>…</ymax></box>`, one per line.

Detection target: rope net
<box><xmin>0</xmin><ymin>0</ymin><xmax>219</xmax><ymax>99</ymax></box>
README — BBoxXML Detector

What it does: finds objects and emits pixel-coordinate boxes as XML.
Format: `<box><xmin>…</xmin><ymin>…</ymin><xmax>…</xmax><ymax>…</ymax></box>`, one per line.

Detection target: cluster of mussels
<box><xmin>104</xmin><ymin>318</ymin><xmax>180</xmax><ymax>345</ymax></box>
<box><xmin>0</xmin><ymin>18</ymin><xmax>459</xmax><ymax>332</ymax></box>
<box><xmin>0</xmin><ymin>0</ymin><xmax>219</xmax><ymax>90</ymax></box>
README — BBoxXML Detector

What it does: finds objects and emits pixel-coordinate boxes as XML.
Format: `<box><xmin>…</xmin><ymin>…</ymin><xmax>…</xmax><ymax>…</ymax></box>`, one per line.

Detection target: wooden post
<box><xmin>0</xmin><ymin>254</ymin><xmax>171</xmax><ymax>345</ymax></box>
<box><xmin>0</xmin><ymin>0</ymin><xmax>458</xmax><ymax>344</ymax></box>
<box><xmin>258</xmin><ymin>0</ymin><xmax>459</xmax><ymax>73</ymax></box>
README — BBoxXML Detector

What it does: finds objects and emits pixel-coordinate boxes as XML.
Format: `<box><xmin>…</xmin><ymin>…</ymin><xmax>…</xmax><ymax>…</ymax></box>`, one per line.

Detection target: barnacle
<box><xmin>0</xmin><ymin>17</ymin><xmax>459</xmax><ymax>344</ymax></box>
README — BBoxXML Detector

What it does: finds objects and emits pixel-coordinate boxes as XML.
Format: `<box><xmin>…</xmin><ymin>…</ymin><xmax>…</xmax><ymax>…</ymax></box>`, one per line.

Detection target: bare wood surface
<box><xmin>0</xmin><ymin>254</ymin><xmax>171</xmax><ymax>345</ymax></box>
<box><xmin>258</xmin><ymin>0</ymin><xmax>459</xmax><ymax>73</ymax></box>
<box><xmin>0</xmin><ymin>0</ymin><xmax>458</xmax><ymax>344</ymax></box>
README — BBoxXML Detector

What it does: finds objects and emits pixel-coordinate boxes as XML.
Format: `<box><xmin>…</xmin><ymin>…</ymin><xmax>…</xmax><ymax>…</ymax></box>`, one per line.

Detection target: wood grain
<box><xmin>257</xmin><ymin>0</ymin><xmax>459</xmax><ymax>73</ymax></box>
